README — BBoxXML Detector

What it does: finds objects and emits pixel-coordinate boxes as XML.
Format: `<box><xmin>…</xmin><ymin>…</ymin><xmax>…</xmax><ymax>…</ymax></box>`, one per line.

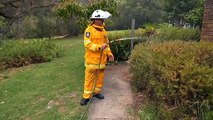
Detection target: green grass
<box><xmin>138</xmin><ymin>102</ymin><xmax>173</xmax><ymax>120</ymax></box>
<box><xmin>0</xmin><ymin>38</ymin><xmax>87</xmax><ymax>120</ymax></box>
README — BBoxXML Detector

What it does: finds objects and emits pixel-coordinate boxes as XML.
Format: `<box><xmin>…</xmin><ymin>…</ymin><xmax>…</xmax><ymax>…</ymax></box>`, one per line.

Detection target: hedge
<box><xmin>129</xmin><ymin>40</ymin><xmax>213</xmax><ymax>119</ymax></box>
<box><xmin>108</xmin><ymin>26</ymin><xmax>200</xmax><ymax>62</ymax></box>
<box><xmin>0</xmin><ymin>39</ymin><xmax>63</xmax><ymax>70</ymax></box>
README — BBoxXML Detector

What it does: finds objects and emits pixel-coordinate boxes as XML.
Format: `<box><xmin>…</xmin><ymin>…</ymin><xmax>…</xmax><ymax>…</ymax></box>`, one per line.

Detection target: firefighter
<box><xmin>80</xmin><ymin>10</ymin><xmax>114</xmax><ymax>106</ymax></box>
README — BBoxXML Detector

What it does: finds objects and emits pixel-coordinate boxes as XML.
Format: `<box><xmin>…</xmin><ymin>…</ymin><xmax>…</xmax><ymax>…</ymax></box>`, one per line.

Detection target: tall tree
<box><xmin>0</xmin><ymin>0</ymin><xmax>54</xmax><ymax>36</ymax></box>
<box><xmin>110</xmin><ymin>0</ymin><xmax>165</xmax><ymax>29</ymax></box>
<box><xmin>165</xmin><ymin>0</ymin><xmax>199</xmax><ymax>25</ymax></box>
<box><xmin>185</xmin><ymin>0</ymin><xmax>205</xmax><ymax>27</ymax></box>
<box><xmin>0</xmin><ymin>0</ymin><xmax>54</xmax><ymax>21</ymax></box>
<box><xmin>54</xmin><ymin>0</ymin><xmax>118</xmax><ymax>30</ymax></box>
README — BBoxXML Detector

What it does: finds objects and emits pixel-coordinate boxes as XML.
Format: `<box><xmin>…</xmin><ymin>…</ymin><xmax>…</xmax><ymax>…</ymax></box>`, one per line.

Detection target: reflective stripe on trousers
<box><xmin>85</xmin><ymin>62</ymin><xmax>106</xmax><ymax>69</ymax></box>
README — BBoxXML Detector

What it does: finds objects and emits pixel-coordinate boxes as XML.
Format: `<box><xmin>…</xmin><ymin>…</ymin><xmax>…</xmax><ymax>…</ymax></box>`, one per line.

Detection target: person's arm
<box><xmin>105</xmin><ymin>45</ymin><xmax>114</xmax><ymax>61</ymax></box>
<box><xmin>104</xmin><ymin>32</ymin><xmax>114</xmax><ymax>61</ymax></box>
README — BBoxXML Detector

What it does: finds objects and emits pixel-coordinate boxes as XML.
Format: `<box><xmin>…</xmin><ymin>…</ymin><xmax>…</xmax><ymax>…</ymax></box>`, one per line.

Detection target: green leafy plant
<box><xmin>130</xmin><ymin>40</ymin><xmax>213</xmax><ymax>119</ymax></box>
<box><xmin>156</xmin><ymin>26</ymin><xmax>200</xmax><ymax>41</ymax></box>
<box><xmin>144</xmin><ymin>24</ymin><xmax>157</xmax><ymax>37</ymax></box>
<box><xmin>138</xmin><ymin>102</ymin><xmax>173</xmax><ymax>120</ymax></box>
<box><xmin>108</xmin><ymin>30</ymin><xmax>146</xmax><ymax>61</ymax></box>
<box><xmin>0</xmin><ymin>39</ymin><xmax>64</xmax><ymax>70</ymax></box>
<box><xmin>108</xmin><ymin>25</ymin><xmax>200</xmax><ymax>62</ymax></box>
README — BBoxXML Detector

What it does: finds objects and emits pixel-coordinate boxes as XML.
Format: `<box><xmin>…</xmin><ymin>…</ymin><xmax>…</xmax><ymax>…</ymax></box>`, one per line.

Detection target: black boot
<box><xmin>93</xmin><ymin>93</ymin><xmax>104</xmax><ymax>99</ymax></box>
<box><xmin>80</xmin><ymin>98</ymin><xmax>90</xmax><ymax>106</ymax></box>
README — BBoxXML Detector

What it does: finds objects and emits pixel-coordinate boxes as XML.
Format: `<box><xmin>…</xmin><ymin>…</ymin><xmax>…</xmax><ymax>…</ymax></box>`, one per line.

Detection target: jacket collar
<box><xmin>91</xmin><ymin>24</ymin><xmax>104</xmax><ymax>31</ymax></box>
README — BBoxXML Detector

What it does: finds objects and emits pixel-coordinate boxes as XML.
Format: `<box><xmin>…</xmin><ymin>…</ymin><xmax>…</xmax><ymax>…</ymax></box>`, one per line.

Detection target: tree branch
<box><xmin>0</xmin><ymin>0</ymin><xmax>56</xmax><ymax>36</ymax></box>
<box><xmin>0</xmin><ymin>0</ymin><xmax>21</xmax><ymax>5</ymax></box>
<box><xmin>0</xmin><ymin>11</ymin><xmax>14</xmax><ymax>19</ymax></box>
<box><xmin>9</xmin><ymin>2</ymin><xmax>19</xmax><ymax>8</ymax></box>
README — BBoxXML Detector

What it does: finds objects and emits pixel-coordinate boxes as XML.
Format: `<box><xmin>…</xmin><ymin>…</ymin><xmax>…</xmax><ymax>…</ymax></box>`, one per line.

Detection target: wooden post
<box><xmin>131</xmin><ymin>19</ymin><xmax>135</xmax><ymax>50</ymax></box>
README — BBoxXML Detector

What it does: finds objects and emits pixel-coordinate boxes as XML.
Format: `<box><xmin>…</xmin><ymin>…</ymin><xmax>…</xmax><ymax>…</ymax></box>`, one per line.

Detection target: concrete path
<box><xmin>88</xmin><ymin>64</ymin><xmax>134</xmax><ymax>120</ymax></box>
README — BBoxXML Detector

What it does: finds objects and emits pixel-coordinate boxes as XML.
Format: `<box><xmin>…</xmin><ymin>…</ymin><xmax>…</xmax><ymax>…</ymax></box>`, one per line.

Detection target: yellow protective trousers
<box><xmin>83</xmin><ymin>67</ymin><xmax>105</xmax><ymax>99</ymax></box>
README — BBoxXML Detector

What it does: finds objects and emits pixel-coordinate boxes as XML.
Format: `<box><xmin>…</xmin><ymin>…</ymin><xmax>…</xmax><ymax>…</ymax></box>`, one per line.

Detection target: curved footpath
<box><xmin>88</xmin><ymin>64</ymin><xmax>135</xmax><ymax>120</ymax></box>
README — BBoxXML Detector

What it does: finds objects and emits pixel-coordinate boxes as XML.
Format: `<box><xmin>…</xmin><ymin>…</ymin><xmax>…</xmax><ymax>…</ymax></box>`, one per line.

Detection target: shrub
<box><xmin>130</xmin><ymin>40</ymin><xmax>213</xmax><ymax>119</ymax></box>
<box><xmin>109</xmin><ymin>39</ymin><xmax>131</xmax><ymax>61</ymax></box>
<box><xmin>108</xmin><ymin>30</ymin><xmax>130</xmax><ymax>41</ymax></box>
<box><xmin>138</xmin><ymin>102</ymin><xmax>173</xmax><ymax>120</ymax></box>
<box><xmin>108</xmin><ymin>30</ymin><xmax>130</xmax><ymax>61</ymax></box>
<box><xmin>0</xmin><ymin>39</ymin><xmax>64</xmax><ymax>70</ymax></box>
<box><xmin>143</xmin><ymin>24</ymin><xmax>157</xmax><ymax>37</ymax></box>
<box><xmin>108</xmin><ymin>25</ymin><xmax>200</xmax><ymax>62</ymax></box>
<box><xmin>156</xmin><ymin>26</ymin><xmax>200</xmax><ymax>41</ymax></box>
<box><xmin>108</xmin><ymin>30</ymin><xmax>146</xmax><ymax>61</ymax></box>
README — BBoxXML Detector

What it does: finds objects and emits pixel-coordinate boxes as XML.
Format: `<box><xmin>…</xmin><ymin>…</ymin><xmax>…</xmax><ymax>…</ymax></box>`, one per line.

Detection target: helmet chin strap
<box><xmin>90</xmin><ymin>20</ymin><xmax>95</xmax><ymax>25</ymax></box>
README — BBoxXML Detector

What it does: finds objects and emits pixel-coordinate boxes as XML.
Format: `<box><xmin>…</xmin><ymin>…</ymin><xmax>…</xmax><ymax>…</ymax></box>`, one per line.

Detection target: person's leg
<box><xmin>80</xmin><ymin>68</ymin><xmax>96</xmax><ymax>105</ymax></box>
<box><xmin>94</xmin><ymin>69</ymin><xmax>105</xmax><ymax>99</ymax></box>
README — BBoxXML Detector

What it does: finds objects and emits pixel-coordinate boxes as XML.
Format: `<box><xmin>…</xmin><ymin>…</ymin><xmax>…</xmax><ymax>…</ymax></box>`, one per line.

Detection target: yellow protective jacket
<box><xmin>84</xmin><ymin>24</ymin><xmax>112</xmax><ymax>69</ymax></box>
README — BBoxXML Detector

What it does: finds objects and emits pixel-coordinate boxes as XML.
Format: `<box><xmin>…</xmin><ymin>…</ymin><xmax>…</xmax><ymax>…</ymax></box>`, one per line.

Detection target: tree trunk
<box><xmin>201</xmin><ymin>0</ymin><xmax>213</xmax><ymax>41</ymax></box>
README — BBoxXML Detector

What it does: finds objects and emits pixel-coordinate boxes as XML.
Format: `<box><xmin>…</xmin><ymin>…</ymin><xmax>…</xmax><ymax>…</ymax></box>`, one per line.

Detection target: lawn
<box><xmin>0</xmin><ymin>38</ymin><xmax>87</xmax><ymax>120</ymax></box>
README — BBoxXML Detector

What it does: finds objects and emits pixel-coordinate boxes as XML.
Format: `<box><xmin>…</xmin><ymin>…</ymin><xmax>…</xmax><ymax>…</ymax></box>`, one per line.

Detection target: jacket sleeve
<box><xmin>105</xmin><ymin>43</ymin><xmax>113</xmax><ymax>57</ymax></box>
<box><xmin>84</xmin><ymin>29</ymin><xmax>102</xmax><ymax>51</ymax></box>
<box><xmin>104</xmin><ymin>33</ymin><xmax>113</xmax><ymax>57</ymax></box>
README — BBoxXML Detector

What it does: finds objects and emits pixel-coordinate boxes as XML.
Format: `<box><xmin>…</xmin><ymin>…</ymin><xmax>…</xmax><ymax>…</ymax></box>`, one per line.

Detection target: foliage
<box><xmin>54</xmin><ymin>0</ymin><xmax>118</xmax><ymax>30</ymax></box>
<box><xmin>108</xmin><ymin>30</ymin><xmax>130</xmax><ymax>61</ymax></box>
<box><xmin>0</xmin><ymin>39</ymin><xmax>64</xmax><ymax>70</ymax></box>
<box><xmin>35</xmin><ymin>8</ymin><xmax>58</xmax><ymax>39</ymax></box>
<box><xmin>1</xmin><ymin>0</ymin><xmax>206</xmax><ymax>38</ymax></box>
<box><xmin>108</xmin><ymin>25</ymin><xmax>200</xmax><ymax>61</ymax></box>
<box><xmin>0</xmin><ymin>0</ymin><xmax>54</xmax><ymax>36</ymax></box>
<box><xmin>109</xmin><ymin>0</ymin><xmax>165</xmax><ymax>30</ymax></box>
<box><xmin>108</xmin><ymin>30</ymin><xmax>146</xmax><ymax>61</ymax></box>
<box><xmin>138</xmin><ymin>102</ymin><xmax>173</xmax><ymax>120</ymax></box>
<box><xmin>0</xmin><ymin>0</ymin><xmax>53</xmax><ymax>20</ymax></box>
<box><xmin>9</xmin><ymin>14</ymin><xmax>81</xmax><ymax>38</ymax></box>
<box><xmin>144</xmin><ymin>24</ymin><xmax>157</xmax><ymax>37</ymax></box>
<box><xmin>165</xmin><ymin>0</ymin><xmax>205</xmax><ymax>27</ymax></box>
<box><xmin>0</xmin><ymin>0</ymin><xmax>82</xmax><ymax>38</ymax></box>
<box><xmin>156</xmin><ymin>25</ymin><xmax>200</xmax><ymax>41</ymax></box>
<box><xmin>130</xmin><ymin>40</ymin><xmax>213</xmax><ymax>119</ymax></box>
<box><xmin>108</xmin><ymin>30</ymin><xmax>130</xmax><ymax>41</ymax></box>
<box><xmin>110</xmin><ymin>39</ymin><xmax>131</xmax><ymax>61</ymax></box>
<box><xmin>0</xmin><ymin>38</ymin><xmax>85</xmax><ymax>120</ymax></box>
<box><xmin>204</xmin><ymin>111</ymin><xmax>213</xmax><ymax>120</ymax></box>
<box><xmin>0</xmin><ymin>16</ymin><xmax>5</xmax><ymax>27</ymax></box>
<box><xmin>165</xmin><ymin>0</ymin><xmax>197</xmax><ymax>18</ymax></box>
<box><xmin>185</xmin><ymin>0</ymin><xmax>205</xmax><ymax>27</ymax></box>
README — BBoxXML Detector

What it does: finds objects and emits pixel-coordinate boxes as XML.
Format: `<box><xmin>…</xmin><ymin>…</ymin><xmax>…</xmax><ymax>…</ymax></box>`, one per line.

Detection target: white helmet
<box><xmin>91</xmin><ymin>10</ymin><xmax>111</xmax><ymax>19</ymax></box>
